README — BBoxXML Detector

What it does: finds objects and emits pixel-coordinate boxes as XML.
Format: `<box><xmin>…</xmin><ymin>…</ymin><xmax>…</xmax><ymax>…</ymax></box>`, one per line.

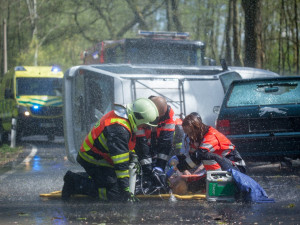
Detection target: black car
<box><xmin>216</xmin><ymin>76</ymin><xmax>300</xmax><ymax>161</ymax></box>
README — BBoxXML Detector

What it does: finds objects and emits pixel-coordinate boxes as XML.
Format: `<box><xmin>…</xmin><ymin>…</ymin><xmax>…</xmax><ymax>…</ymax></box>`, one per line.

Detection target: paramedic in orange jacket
<box><xmin>175</xmin><ymin>112</ymin><xmax>246</xmax><ymax>173</ymax></box>
<box><xmin>61</xmin><ymin>98</ymin><xmax>159</xmax><ymax>202</ymax></box>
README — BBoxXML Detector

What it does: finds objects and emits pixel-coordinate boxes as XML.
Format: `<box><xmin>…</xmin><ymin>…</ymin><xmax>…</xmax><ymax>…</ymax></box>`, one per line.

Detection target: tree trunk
<box><xmin>294</xmin><ymin>0</ymin><xmax>299</xmax><ymax>74</ymax></box>
<box><xmin>283</xmin><ymin>0</ymin><xmax>291</xmax><ymax>74</ymax></box>
<box><xmin>211</xmin><ymin>5</ymin><xmax>221</xmax><ymax>61</ymax></box>
<box><xmin>171</xmin><ymin>0</ymin><xmax>183</xmax><ymax>32</ymax></box>
<box><xmin>225</xmin><ymin>0</ymin><xmax>232</xmax><ymax>65</ymax></box>
<box><xmin>165</xmin><ymin>0</ymin><xmax>172</xmax><ymax>31</ymax></box>
<box><xmin>126</xmin><ymin>0</ymin><xmax>149</xmax><ymax>31</ymax></box>
<box><xmin>26</xmin><ymin>0</ymin><xmax>38</xmax><ymax>66</ymax></box>
<box><xmin>241</xmin><ymin>0</ymin><xmax>262</xmax><ymax>68</ymax></box>
<box><xmin>232</xmin><ymin>0</ymin><xmax>243</xmax><ymax>66</ymax></box>
<box><xmin>278</xmin><ymin>0</ymin><xmax>284</xmax><ymax>74</ymax></box>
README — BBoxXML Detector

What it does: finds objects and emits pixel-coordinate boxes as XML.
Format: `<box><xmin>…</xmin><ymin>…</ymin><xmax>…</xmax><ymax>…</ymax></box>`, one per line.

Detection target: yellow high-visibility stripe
<box><xmin>176</xmin><ymin>143</ymin><xmax>182</xmax><ymax>149</ymax></box>
<box><xmin>98</xmin><ymin>188</ymin><xmax>107</xmax><ymax>201</ymax></box>
<box><xmin>98</xmin><ymin>133</ymin><xmax>109</xmax><ymax>151</ymax></box>
<box><xmin>110</xmin><ymin>118</ymin><xmax>131</xmax><ymax>132</ymax></box>
<box><xmin>83</xmin><ymin>132</ymin><xmax>94</xmax><ymax>151</ymax></box>
<box><xmin>115</xmin><ymin>170</ymin><xmax>129</xmax><ymax>178</ymax></box>
<box><xmin>78</xmin><ymin>151</ymin><xmax>113</xmax><ymax>168</ymax></box>
<box><xmin>82</xmin><ymin>141</ymin><xmax>91</xmax><ymax>151</ymax></box>
<box><xmin>111</xmin><ymin>152</ymin><xmax>129</xmax><ymax>164</ymax></box>
<box><xmin>88</xmin><ymin>132</ymin><xmax>94</xmax><ymax>145</ymax></box>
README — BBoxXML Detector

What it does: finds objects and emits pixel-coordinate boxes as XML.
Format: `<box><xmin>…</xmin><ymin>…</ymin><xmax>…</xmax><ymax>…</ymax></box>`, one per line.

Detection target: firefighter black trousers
<box><xmin>76</xmin><ymin>154</ymin><xmax>122</xmax><ymax>201</ymax></box>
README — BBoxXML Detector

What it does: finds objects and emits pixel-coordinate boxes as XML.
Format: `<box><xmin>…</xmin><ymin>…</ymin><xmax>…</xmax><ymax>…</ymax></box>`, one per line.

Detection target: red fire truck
<box><xmin>81</xmin><ymin>30</ymin><xmax>213</xmax><ymax>66</ymax></box>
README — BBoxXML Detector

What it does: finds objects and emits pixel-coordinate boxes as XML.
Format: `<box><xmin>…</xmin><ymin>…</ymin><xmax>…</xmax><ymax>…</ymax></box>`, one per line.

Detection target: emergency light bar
<box><xmin>51</xmin><ymin>65</ymin><xmax>62</xmax><ymax>73</ymax></box>
<box><xmin>15</xmin><ymin>66</ymin><xmax>26</xmax><ymax>71</ymax></box>
<box><xmin>138</xmin><ymin>30</ymin><xmax>190</xmax><ymax>39</ymax></box>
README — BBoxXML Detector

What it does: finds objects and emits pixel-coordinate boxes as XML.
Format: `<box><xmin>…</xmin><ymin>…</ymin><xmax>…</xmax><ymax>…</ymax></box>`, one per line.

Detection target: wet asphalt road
<box><xmin>0</xmin><ymin>136</ymin><xmax>300</xmax><ymax>225</ymax></box>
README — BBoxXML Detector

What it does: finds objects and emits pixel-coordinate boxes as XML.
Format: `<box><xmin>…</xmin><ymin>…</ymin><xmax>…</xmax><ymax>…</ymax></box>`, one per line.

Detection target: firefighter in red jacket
<box><xmin>135</xmin><ymin>96</ymin><xmax>176</xmax><ymax>192</ymax></box>
<box><xmin>61</xmin><ymin>98</ymin><xmax>159</xmax><ymax>202</ymax></box>
<box><xmin>175</xmin><ymin>112</ymin><xmax>246</xmax><ymax>173</ymax></box>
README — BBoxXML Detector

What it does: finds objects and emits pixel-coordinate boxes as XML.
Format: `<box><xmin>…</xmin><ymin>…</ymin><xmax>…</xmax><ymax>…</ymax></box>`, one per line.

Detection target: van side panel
<box><xmin>131</xmin><ymin>79</ymin><xmax>224</xmax><ymax>126</ymax></box>
<box><xmin>64</xmin><ymin>68</ymin><xmax>119</xmax><ymax>162</ymax></box>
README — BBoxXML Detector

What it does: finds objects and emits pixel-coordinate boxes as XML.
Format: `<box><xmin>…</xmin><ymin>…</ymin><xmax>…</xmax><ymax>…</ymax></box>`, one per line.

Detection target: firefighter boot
<box><xmin>73</xmin><ymin>174</ymin><xmax>98</xmax><ymax>198</ymax></box>
<box><xmin>62</xmin><ymin>171</ymin><xmax>98</xmax><ymax>200</ymax></box>
<box><xmin>62</xmin><ymin>170</ymin><xmax>76</xmax><ymax>200</ymax></box>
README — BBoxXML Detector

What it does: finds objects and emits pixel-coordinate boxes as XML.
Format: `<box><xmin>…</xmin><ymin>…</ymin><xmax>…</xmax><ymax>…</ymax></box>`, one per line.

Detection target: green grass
<box><xmin>0</xmin><ymin>144</ymin><xmax>23</xmax><ymax>165</ymax></box>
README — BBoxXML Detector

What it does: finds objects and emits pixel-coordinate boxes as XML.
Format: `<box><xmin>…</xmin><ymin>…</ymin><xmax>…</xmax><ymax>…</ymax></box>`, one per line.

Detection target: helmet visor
<box><xmin>148</xmin><ymin>116</ymin><xmax>159</xmax><ymax>126</ymax></box>
<box><xmin>133</xmin><ymin>112</ymin><xmax>158</xmax><ymax>127</ymax></box>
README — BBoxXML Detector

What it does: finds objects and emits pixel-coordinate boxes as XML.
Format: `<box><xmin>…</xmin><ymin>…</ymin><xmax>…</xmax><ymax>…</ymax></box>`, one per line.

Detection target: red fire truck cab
<box><xmin>81</xmin><ymin>30</ymin><xmax>211</xmax><ymax>66</ymax></box>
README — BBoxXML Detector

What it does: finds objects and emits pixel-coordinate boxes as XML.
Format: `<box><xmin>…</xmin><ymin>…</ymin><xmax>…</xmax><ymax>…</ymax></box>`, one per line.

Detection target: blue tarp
<box><xmin>229</xmin><ymin>168</ymin><xmax>275</xmax><ymax>203</ymax></box>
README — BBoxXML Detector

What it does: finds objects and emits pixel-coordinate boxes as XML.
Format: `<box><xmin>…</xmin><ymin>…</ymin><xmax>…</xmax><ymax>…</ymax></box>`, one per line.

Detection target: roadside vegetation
<box><xmin>0</xmin><ymin>144</ymin><xmax>23</xmax><ymax>166</ymax></box>
<box><xmin>0</xmin><ymin>0</ymin><xmax>299</xmax><ymax>76</ymax></box>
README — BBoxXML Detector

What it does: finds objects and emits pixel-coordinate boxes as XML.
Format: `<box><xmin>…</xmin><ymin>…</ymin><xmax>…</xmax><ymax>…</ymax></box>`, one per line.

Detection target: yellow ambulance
<box><xmin>0</xmin><ymin>66</ymin><xmax>64</xmax><ymax>143</ymax></box>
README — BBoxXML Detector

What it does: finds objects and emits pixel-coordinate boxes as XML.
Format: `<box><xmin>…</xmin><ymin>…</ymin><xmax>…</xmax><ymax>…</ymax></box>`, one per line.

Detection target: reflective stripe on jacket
<box><xmin>136</xmin><ymin>128</ymin><xmax>152</xmax><ymax>146</ymax></box>
<box><xmin>134</xmin><ymin>105</ymin><xmax>176</xmax><ymax>165</ymax></box>
<box><xmin>153</xmin><ymin>106</ymin><xmax>175</xmax><ymax>161</ymax></box>
<box><xmin>156</xmin><ymin>106</ymin><xmax>176</xmax><ymax>137</ymax></box>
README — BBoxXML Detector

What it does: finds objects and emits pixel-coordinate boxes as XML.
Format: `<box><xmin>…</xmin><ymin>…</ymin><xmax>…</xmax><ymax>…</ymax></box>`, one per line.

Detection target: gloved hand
<box><xmin>122</xmin><ymin>187</ymin><xmax>140</xmax><ymax>203</ymax></box>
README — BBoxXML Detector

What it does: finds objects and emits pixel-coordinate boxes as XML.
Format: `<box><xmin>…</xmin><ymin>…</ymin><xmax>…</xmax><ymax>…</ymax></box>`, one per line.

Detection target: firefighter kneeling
<box><xmin>61</xmin><ymin>98</ymin><xmax>159</xmax><ymax>202</ymax></box>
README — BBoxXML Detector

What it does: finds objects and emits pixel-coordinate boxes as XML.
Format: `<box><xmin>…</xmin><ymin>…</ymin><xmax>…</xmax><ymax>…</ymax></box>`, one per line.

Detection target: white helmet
<box><xmin>127</xmin><ymin>98</ymin><xmax>159</xmax><ymax>132</ymax></box>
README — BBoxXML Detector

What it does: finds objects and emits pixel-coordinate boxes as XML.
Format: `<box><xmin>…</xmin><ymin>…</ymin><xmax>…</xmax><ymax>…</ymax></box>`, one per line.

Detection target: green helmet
<box><xmin>127</xmin><ymin>98</ymin><xmax>159</xmax><ymax>131</ymax></box>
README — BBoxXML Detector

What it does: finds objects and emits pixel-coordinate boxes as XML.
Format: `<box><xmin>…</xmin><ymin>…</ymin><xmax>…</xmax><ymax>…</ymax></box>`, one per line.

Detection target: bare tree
<box><xmin>165</xmin><ymin>0</ymin><xmax>171</xmax><ymax>31</ymax></box>
<box><xmin>26</xmin><ymin>0</ymin><xmax>39</xmax><ymax>65</ymax></box>
<box><xmin>242</xmin><ymin>0</ymin><xmax>263</xmax><ymax>68</ymax></box>
<box><xmin>232</xmin><ymin>0</ymin><xmax>243</xmax><ymax>66</ymax></box>
<box><xmin>171</xmin><ymin>0</ymin><xmax>183</xmax><ymax>32</ymax></box>
<box><xmin>126</xmin><ymin>0</ymin><xmax>149</xmax><ymax>31</ymax></box>
<box><xmin>294</xmin><ymin>0</ymin><xmax>299</xmax><ymax>74</ymax></box>
<box><xmin>278</xmin><ymin>0</ymin><xmax>284</xmax><ymax>73</ymax></box>
<box><xmin>225</xmin><ymin>0</ymin><xmax>233</xmax><ymax>65</ymax></box>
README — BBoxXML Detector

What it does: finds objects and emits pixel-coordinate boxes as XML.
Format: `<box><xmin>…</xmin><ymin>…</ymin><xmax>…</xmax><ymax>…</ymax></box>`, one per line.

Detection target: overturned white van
<box><xmin>63</xmin><ymin>64</ymin><xmax>278</xmax><ymax>162</ymax></box>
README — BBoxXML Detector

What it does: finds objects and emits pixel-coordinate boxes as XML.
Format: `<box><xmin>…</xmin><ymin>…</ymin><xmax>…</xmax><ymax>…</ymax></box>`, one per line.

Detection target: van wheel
<box><xmin>48</xmin><ymin>134</ymin><xmax>55</xmax><ymax>141</ymax></box>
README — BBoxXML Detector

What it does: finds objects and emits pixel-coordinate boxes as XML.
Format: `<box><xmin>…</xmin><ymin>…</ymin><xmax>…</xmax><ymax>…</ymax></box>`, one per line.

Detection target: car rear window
<box><xmin>226</xmin><ymin>79</ymin><xmax>300</xmax><ymax>107</ymax></box>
